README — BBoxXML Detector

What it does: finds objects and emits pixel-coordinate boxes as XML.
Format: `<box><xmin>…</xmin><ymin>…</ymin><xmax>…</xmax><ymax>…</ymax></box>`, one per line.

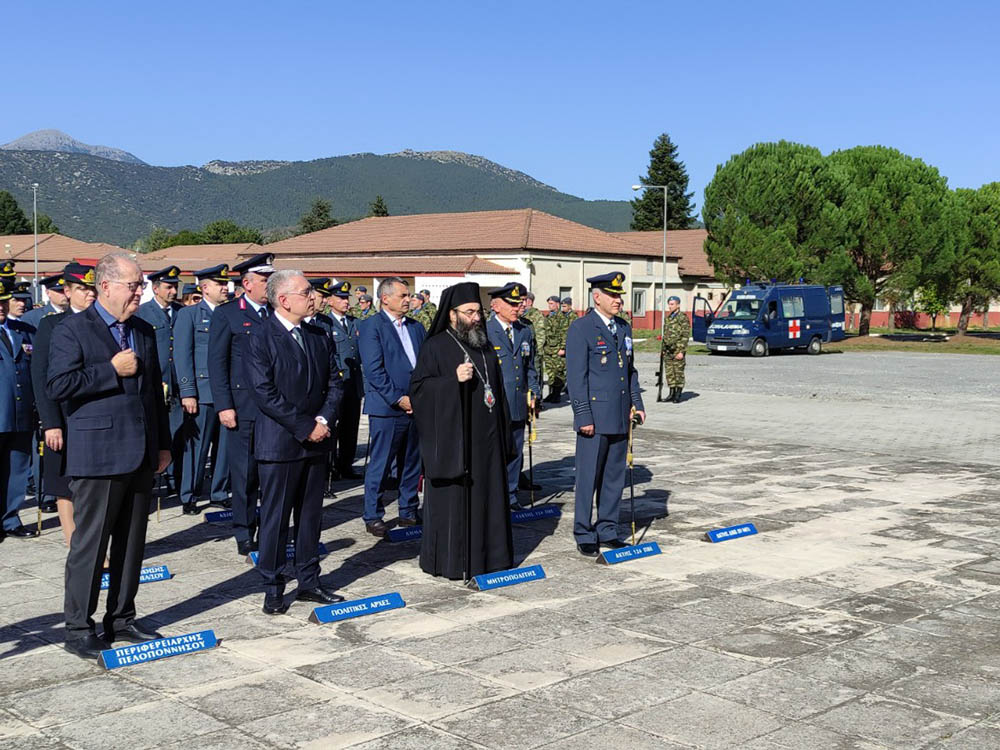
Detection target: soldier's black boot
<box><xmin>672</xmin><ymin>388</ymin><xmax>683</xmax><ymax>403</ymax></box>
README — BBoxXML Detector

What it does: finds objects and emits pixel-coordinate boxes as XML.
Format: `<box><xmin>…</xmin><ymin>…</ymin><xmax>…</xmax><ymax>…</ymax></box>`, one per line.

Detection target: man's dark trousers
<box><xmin>335</xmin><ymin>390</ymin><xmax>361</xmax><ymax>474</ymax></box>
<box><xmin>65</xmin><ymin>470</ymin><xmax>153</xmax><ymax>640</ymax></box>
<box><xmin>228</xmin><ymin>418</ymin><xmax>259</xmax><ymax>545</ymax></box>
<box><xmin>0</xmin><ymin>432</ymin><xmax>32</xmax><ymax>531</ymax></box>
<box><xmin>257</xmin><ymin>456</ymin><xmax>325</xmax><ymax>597</ymax></box>
<box><xmin>363</xmin><ymin>415</ymin><xmax>419</xmax><ymax>524</ymax></box>
<box><xmin>573</xmin><ymin>433</ymin><xmax>627</xmax><ymax>545</ymax></box>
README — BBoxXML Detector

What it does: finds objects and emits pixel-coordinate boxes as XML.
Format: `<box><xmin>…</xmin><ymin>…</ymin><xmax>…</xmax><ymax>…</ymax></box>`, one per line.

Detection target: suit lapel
<box><xmin>380</xmin><ymin>313</ymin><xmax>407</xmax><ymax>361</ymax></box>
<box><xmin>8</xmin><ymin>326</ymin><xmax>24</xmax><ymax>362</ymax></box>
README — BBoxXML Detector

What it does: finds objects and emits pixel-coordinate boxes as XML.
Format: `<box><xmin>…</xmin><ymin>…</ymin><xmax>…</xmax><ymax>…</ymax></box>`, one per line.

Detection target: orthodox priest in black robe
<box><xmin>410</xmin><ymin>282</ymin><xmax>515</xmax><ymax>580</ymax></box>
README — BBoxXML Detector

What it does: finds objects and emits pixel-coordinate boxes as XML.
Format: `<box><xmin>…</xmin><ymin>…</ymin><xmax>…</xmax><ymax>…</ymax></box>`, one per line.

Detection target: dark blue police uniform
<box><xmin>0</xmin><ymin>287</ymin><xmax>36</xmax><ymax>536</ymax></box>
<box><xmin>320</xmin><ymin>280</ymin><xmax>364</xmax><ymax>477</ymax></box>
<box><xmin>566</xmin><ymin>272</ymin><xmax>644</xmax><ymax>550</ymax></box>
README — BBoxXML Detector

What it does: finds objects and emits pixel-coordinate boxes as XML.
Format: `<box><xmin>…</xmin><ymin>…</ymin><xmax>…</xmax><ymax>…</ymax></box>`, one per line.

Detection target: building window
<box><xmin>633</xmin><ymin>289</ymin><xmax>647</xmax><ymax>316</ymax></box>
<box><xmin>646</xmin><ymin>260</ymin><xmax>653</xmax><ymax>274</ymax></box>
<box><xmin>559</xmin><ymin>286</ymin><xmax>573</xmax><ymax>303</ymax></box>
<box><xmin>707</xmin><ymin>292</ymin><xmax>714</xmax><ymax>301</ymax></box>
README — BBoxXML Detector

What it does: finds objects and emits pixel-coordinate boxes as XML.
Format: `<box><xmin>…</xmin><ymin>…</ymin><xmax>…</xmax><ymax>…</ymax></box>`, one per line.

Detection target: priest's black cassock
<box><xmin>410</xmin><ymin>285</ymin><xmax>514</xmax><ymax>580</ymax></box>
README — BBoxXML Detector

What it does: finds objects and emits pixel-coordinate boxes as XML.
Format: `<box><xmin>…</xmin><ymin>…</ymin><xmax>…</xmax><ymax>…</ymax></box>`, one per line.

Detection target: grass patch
<box><xmin>828</xmin><ymin>335</ymin><xmax>1000</xmax><ymax>355</ymax></box>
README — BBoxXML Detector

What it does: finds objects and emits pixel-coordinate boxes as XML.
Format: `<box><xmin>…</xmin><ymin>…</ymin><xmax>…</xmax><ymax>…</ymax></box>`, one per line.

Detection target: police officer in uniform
<box><xmin>486</xmin><ymin>282</ymin><xmax>540</xmax><ymax>509</ymax></box>
<box><xmin>135</xmin><ymin>266</ymin><xmax>184</xmax><ymax>493</ymax></box>
<box><xmin>208</xmin><ymin>254</ymin><xmax>274</xmax><ymax>553</ymax></box>
<box><xmin>174</xmin><ymin>264</ymin><xmax>231</xmax><ymax>515</ymax></box>
<box><xmin>565</xmin><ymin>272</ymin><xmax>645</xmax><ymax>556</ymax></box>
<box><xmin>322</xmin><ymin>280</ymin><xmax>364</xmax><ymax>479</ymax></box>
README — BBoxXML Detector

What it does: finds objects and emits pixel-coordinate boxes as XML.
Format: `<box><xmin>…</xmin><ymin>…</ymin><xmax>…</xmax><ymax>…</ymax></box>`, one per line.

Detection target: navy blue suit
<box><xmin>0</xmin><ymin>319</ymin><xmax>34</xmax><ymax>531</ymax></box>
<box><xmin>565</xmin><ymin>311</ymin><xmax>644</xmax><ymax>544</ymax></box>
<box><xmin>47</xmin><ymin>304</ymin><xmax>171</xmax><ymax>642</ymax></box>
<box><xmin>358</xmin><ymin>311</ymin><xmax>425</xmax><ymax>523</ymax></box>
<box><xmin>325</xmin><ymin>312</ymin><xmax>363</xmax><ymax>473</ymax></box>
<box><xmin>208</xmin><ymin>296</ymin><xmax>269</xmax><ymax>544</ymax></box>
<box><xmin>173</xmin><ymin>300</ymin><xmax>230</xmax><ymax>505</ymax></box>
<box><xmin>486</xmin><ymin>316</ymin><xmax>540</xmax><ymax>505</ymax></box>
<box><xmin>135</xmin><ymin>299</ymin><xmax>184</xmax><ymax>488</ymax></box>
<box><xmin>246</xmin><ymin>314</ymin><xmax>343</xmax><ymax>596</ymax></box>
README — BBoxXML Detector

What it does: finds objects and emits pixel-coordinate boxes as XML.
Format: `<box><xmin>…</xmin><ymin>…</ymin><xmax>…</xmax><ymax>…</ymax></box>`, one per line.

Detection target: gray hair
<box><xmin>95</xmin><ymin>252</ymin><xmax>140</xmax><ymax>285</ymax></box>
<box><xmin>377</xmin><ymin>276</ymin><xmax>407</xmax><ymax>302</ymax></box>
<box><xmin>266</xmin><ymin>269</ymin><xmax>306</xmax><ymax>307</ymax></box>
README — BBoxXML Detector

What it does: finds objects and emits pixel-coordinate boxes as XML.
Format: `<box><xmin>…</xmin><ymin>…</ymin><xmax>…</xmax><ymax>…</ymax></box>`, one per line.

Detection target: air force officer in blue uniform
<box><xmin>486</xmin><ymin>282</ymin><xmax>539</xmax><ymax>509</ymax></box>
<box><xmin>322</xmin><ymin>280</ymin><xmax>364</xmax><ymax>479</ymax></box>
<box><xmin>246</xmin><ymin>270</ymin><xmax>344</xmax><ymax>613</ymax></box>
<box><xmin>173</xmin><ymin>264</ymin><xmax>231</xmax><ymax>514</ymax></box>
<box><xmin>565</xmin><ymin>272</ymin><xmax>645</xmax><ymax>557</ymax></box>
<box><xmin>358</xmin><ymin>277</ymin><xmax>425</xmax><ymax>537</ymax></box>
<box><xmin>208</xmin><ymin>253</ymin><xmax>274</xmax><ymax>555</ymax></box>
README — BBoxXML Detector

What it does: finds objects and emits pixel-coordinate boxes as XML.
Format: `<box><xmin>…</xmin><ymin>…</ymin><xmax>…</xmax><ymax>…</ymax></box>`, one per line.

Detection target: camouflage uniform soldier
<box><xmin>407</xmin><ymin>293</ymin><xmax>434</xmax><ymax>331</ymax></box>
<box><xmin>543</xmin><ymin>295</ymin><xmax>570</xmax><ymax>402</ymax></box>
<box><xmin>419</xmin><ymin>289</ymin><xmax>437</xmax><ymax>322</ymax></box>
<box><xmin>348</xmin><ymin>285</ymin><xmax>368</xmax><ymax>317</ymax></box>
<box><xmin>660</xmin><ymin>295</ymin><xmax>691</xmax><ymax>403</ymax></box>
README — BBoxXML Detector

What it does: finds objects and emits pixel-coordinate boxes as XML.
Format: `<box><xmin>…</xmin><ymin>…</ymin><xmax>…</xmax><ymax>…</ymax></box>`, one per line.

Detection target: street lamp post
<box><xmin>31</xmin><ymin>183</ymin><xmax>40</xmax><ymax>303</ymax></box>
<box><xmin>632</xmin><ymin>183</ymin><xmax>669</xmax><ymax>342</ymax></box>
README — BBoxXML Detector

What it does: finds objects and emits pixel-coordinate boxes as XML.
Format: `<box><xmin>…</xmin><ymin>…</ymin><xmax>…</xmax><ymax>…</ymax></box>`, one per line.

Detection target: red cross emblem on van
<box><xmin>789</xmin><ymin>319</ymin><xmax>801</xmax><ymax>339</ymax></box>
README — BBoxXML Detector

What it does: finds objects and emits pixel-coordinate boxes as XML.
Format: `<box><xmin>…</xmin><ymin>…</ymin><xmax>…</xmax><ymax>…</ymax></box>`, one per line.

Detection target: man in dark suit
<box><xmin>246</xmin><ymin>270</ymin><xmax>344</xmax><ymax>613</ymax></box>
<box><xmin>135</xmin><ymin>265</ymin><xmax>184</xmax><ymax>494</ymax></box>
<box><xmin>486</xmin><ymin>282</ymin><xmax>540</xmax><ymax>510</ymax></box>
<box><xmin>358</xmin><ymin>276</ymin><xmax>425</xmax><ymax>537</ymax></box>
<box><xmin>323</xmin><ymin>280</ymin><xmax>364</xmax><ymax>480</ymax></box>
<box><xmin>47</xmin><ymin>253</ymin><xmax>171</xmax><ymax>659</ymax></box>
<box><xmin>565</xmin><ymin>272</ymin><xmax>645</xmax><ymax>557</ymax></box>
<box><xmin>174</xmin><ymin>265</ymin><xmax>231</xmax><ymax>514</ymax></box>
<box><xmin>208</xmin><ymin>253</ymin><xmax>274</xmax><ymax>555</ymax></box>
<box><xmin>0</xmin><ymin>278</ymin><xmax>38</xmax><ymax>540</ymax></box>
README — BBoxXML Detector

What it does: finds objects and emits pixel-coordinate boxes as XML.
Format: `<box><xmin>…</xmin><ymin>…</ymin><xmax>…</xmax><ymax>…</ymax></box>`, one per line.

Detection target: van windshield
<box><xmin>718</xmin><ymin>298</ymin><xmax>761</xmax><ymax>320</ymax></box>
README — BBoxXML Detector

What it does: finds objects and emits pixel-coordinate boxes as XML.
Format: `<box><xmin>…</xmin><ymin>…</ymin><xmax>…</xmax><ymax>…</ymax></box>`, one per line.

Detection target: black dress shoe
<box><xmin>297</xmin><ymin>585</ymin><xmax>346</xmax><ymax>604</ymax></box>
<box><xmin>600</xmin><ymin>538</ymin><xmax>629</xmax><ymax>549</ymax></box>
<box><xmin>237</xmin><ymin>539</ymin><xmax>259</xmax><ymax>556</ymax></box>
<box><xmin>106</xmin><ymin>623</ymin><xmax>163</xmax><ymax>644</ymax></box>
<box><xmin>366</xmin><ymin>520</ymin><xmax>388</xmax><ymax>537</ymax></box>
<box><xmin>64</xmin><ymin>634</ymin><xmax>110</xmax><ymax>660</ymax></box>
<box><xmin>577</xmin><ymin>542</ymin><xmax>600</xmax><ymax>557</ymax></box>
<box><xmin>209</xmin><ymin>497</ymin><xmax>232</xmax><ymax>509</ymax></box>
<box><xmin>5</xmin><ymin>524</ymin><xmax>39</xmax><ymax>538</ymax></box>
<box><xmin>182</xmin><ymin>502</ymin><xmax>200</xmax><ymax>515</ymax></box>
<box><xmin>397</xmin><ymin>513</ymin><xmax>422</xmax><ymax>527</ymax></box>
<box><xmin>39</xmin><ymin>501</ymin><xmax>58</xmax><ymax>513</ymax></box>
<box><xmin>510</xmin><ymin>501</ymin><xmax>530</xmax><ymax>512</ymax></box>
<box><xmin>262</xmin><ymin>596</ymin><xmax>289</xmax><ymax>615</ymax></box>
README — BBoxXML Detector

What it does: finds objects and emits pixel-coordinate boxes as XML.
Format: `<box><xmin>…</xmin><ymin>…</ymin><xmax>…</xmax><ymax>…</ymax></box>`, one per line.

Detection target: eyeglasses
<box><xmin>286</xmin><ymin>289</ymin><xmax>316</xmax><ymax>297</ymax></box>
<box><xmin>108</xmin><ymin>280</ymin><xmax>148</xmax><ymax>293</ymax></box>
<box><xmin>455</xmin><ymin>307</ymin><xmax>483</xmax><ymax>319</ymax></box>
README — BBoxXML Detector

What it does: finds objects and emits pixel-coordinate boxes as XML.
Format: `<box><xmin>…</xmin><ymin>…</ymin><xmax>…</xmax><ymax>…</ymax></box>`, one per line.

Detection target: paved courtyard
<box><xmin>3</xmin><ymin>351</ymin><xmax>1000</xmax><ymax>749</ymax></box>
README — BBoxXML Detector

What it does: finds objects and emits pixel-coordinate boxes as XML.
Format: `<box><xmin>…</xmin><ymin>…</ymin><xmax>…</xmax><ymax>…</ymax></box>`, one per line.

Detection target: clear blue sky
<box><xmin>5</xmin><ymin>1</ymin><xmax>999</xmax><ymax>214</ymax></box>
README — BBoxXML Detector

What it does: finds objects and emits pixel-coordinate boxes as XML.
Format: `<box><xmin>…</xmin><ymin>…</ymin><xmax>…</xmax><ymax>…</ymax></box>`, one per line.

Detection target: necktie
<box><xmin>291</xmin><ymin>326</ymin><xmax>305</xmax><ymax>351</ymax></box>
<box><xmin>609</xmin><ymin>320</ymin><xmax>617</xmax><ymax>338</ymax></box>
<box><xmin>113</xmin><ymin>322</ymin><xmax>130</xmax><ymax>351</ymax></box>
<box><xmin>507</xmin><ymin>326</ymin><xmax>514</xmax><ymax>346</ymax></box>
<box><xmin>0</xmin><ymin>327</ymin><xmax>11</xmax><ymax>356</ymax></box>
<box><xmin>259</xmin><ymin>306</ymin><xmax>268</xmax><ymax>321</ymax></box>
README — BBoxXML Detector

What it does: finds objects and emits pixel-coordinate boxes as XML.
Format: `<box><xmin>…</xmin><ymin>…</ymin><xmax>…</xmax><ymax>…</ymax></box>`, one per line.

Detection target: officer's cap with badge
<box><xmin>62</xmin><ymin>262</ymin><xmax>96</xmax><ymax>288</ymax></box>
<box><xmin>39</xmin><ymin>274</ymin><xmax>66</xmax><ymax>292</ymax></box>
<box><xmin>0</xmin><ymin>260</ymin><xmax>15</xmax><ymax>281</ymax></box>
<box><xmin>0</xmin><ymin>280</ymin><xmax>11</xmax><ymax>301</ymax></box>
<box><xmin>148</xmin><ymin>265</ymin><xmax>182</xmax><ymax>285</ymax></box>
<box><xmin>232</xmin><ymin>253</ymin><xmax>275</xmax><ymax>278</ymax></box>
<box><xmin>12</xmin><ymin>281</ymin><xmax>33</xmax><ymax>300</ymax></box>
<box><xmin>489</xmin><ymin>282</ymin><xmax>527</xmax><ymax>305</ymax></box>
<box><xmin>587</xmin><ymin>271</ymin><xmax>627</xmax><ymax>296</ymax></box>
<box><xmin>194</xmin><ymin>264</ymin><xmax>230</xmax><ymax>283</ymax></box>
<box><xmin>330</xmin><ymin>280</ymin><xmax>352</xmax><ymax>299</ymax></box>
<box><xmin>182</xmin><ymin>283</ymin><xmax>200</xmax><ymax>296</ymax></box>
<box><xmin>309</xmin><ymin>278</ymin><xmax>334</xmax><ymax>297</ymax></box>
<box><xmin>356</xmin><ymin>285</ymin><xmax>367</xmax><ymax>293</ymax></box>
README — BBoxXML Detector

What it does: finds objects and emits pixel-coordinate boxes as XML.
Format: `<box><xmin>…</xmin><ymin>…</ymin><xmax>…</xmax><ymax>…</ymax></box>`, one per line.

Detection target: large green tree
<box><xmin>199</xmin><ymin>219</ymin><xmax>263</xmax><ymax>245</ymax></box>
<box><xmin>36</xmin><ymin>213</ymin><xmax>58</xmax><ymax>233</ymax></box>
<box><xmin>828</xmin><ymin>146</ymin><xmax>960</xmax><ymax>335</ymax></box>
<box><xmin>299</xmin><ymin>198</ymin><xmax>338</xmax><ymax>234</ymax></box>
<box><xmin>630</xmin><ymin>133</ymin><xmax>696</xmax><ymax>230</ymax></box>
<box><xmin>0</xmin><ymin>191</ymin><xmax>31</xmax><ymax>234</ymax></box>
<box><xmin>368</xmin><ymin>195</ymin><xmax>390</xmax><ymax>217</ymax></box>
<box><xmin>949</xmin><ymin>184</ymin><xmax>1000</xmax><ymax>334</ymax></box>
<box><xmin>702</xmin><ymin>141</ymin><xmax>846</xmax><ymax>286</ymax></box>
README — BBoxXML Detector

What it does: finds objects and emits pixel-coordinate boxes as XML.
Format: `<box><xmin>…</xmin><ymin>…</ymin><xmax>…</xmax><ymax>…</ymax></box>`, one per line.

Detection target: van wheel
<box><xmin>750</xmin><ymin>338</ymin><xmax>768</xmax><ymax>358</ymax></box>
<box><xmin>807</xmin><ymin>336</ymin><xmax>822</xmax><ymax>355</ymax></box>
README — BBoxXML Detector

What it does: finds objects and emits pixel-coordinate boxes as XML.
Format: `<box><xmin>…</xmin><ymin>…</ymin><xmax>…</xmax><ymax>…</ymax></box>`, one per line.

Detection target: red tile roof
<box><xmin>0</xmin><ymin>233</ymin><xmax>128</xmax><ymax>264</ymax></box>
<box><xmin>275</xmin><ymin>255</ymin><xmax>516</xmax><ymax>276</ymax></box>
<box><xmin>609</xmin><ymin>230</ymin><xmax>714</xmax><ymax>278</ymax></box>
<box><xmin>266</xmin><ymin>209</ymin><xmax>658</xmax><ymax>259</ymax></box>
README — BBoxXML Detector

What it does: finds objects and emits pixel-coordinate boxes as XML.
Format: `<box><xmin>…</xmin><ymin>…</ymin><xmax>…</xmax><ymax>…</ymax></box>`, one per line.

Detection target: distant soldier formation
<box><xmin>0</xmin><ymin>251</ymin><xmax>699</xmax><ymax>662</ymax></box>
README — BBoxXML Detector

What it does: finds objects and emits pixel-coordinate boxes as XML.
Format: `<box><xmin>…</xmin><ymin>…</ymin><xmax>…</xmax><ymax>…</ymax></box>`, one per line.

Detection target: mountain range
<box><xmin>0</xmin><ymin>130</ymin><xmax>632</xmax><ymax>246</ymax></box>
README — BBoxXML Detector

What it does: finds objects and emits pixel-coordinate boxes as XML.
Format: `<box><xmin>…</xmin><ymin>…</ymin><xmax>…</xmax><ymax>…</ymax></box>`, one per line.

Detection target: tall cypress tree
<box><xmin>630</xmin><ymin>133</ymin><xmax>695</xmax><ymax>230</ymax></box>
<box><xmin>368</xmin><ymin>195</ymin><xmax>390</xmax><ymax>217</ymax></box>
<box><xmin>0</xmin><ymin>191</ymin><xmax>31</xmax><ymax>234</ymax></box>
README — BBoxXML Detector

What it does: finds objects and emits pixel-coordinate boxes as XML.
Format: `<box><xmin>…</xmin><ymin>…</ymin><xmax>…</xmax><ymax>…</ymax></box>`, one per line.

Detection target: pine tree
<box><xmin>630</xmin><ymin>133</ymin><xmax>696</xmax><ymax>230</ymax></box>
<box><xmin>368</xmin><ymin>195</ymin><xmax>390</xmax><ymax>217</ymax></box>
<box><xmin>299</xmin><ymin>199</ymin><xmax>338</xmax><ymax>235</ymax></box>
<box><xmin>36</xmin><ymin>213</ymin><xmax>58</xmax><ymax>234</ymax></box>
<box><xmin>0</xmin><ymin>191</ymin><xmax>31</xmax><ymax>234</ymax></box>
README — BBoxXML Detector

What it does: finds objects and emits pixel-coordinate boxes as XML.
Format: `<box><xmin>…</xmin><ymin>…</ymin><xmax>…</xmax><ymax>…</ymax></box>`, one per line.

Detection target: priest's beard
<box><xmin>452</xmin><ymin>317</ymin><xmax>488</xmax><ymax>349</ymax></box>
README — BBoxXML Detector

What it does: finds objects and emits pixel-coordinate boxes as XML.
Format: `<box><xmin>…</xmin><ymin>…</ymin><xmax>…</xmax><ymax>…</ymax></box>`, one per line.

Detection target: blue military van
<box><xmin>692</xmin><ymin>283</ymin><xmax>846</xmax><ymax>356</ymax></box>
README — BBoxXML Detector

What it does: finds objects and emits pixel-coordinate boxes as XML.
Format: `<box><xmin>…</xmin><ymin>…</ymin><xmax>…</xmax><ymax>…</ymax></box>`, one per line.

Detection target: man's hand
<box><xmin>558</xmin><ymin>349</ymin><xmax>565</xmax><ymax>357</ymax></box>
<box><xmin>307</xmin><ymin>422</ymin><xmax>331</xmax><ymax>442</ymax></box>
<box><xmin>156</xmin><ymin>450</ymin><xmax>171</xmax><ymax>474</ymax></box>
<box><xmin>218</xmin><ymin>409</ymin><xmax>237</xmax><ymax>429</ymax></box>
<box><xmin>182</xmin><ymin>397</ymin><xmax>198</xmax><ymax>415</ymax></box>
<box><xmin>635</xmin><ymin>410</ymin><xmax>646</xmax><ymax>425</ymax></box>
<box><xmin>674</xmin><ymin>352</ymin><xmax>684</xmax><ymax>361</ymax></box>
<box><xmin>456</xmin><ymin>363</ymin><xmax>474</xmax><ymax>383</ymax></box>
<box><xmin>111</xmin><ymin>349</ymin><xmax>138</xmax><ymax>377</ymax></box>
<box><xmin>44</xmin><ymin>428</ymin><xmax>63</xmax><ymax>452</ymax></box>
<box><xmin>579</xmin><ymin>423</ymin><xmax>595</xmax><ymax>436</ymax></box>
<box><xmin>397</xmin><ymin>395</ymin><xmax>413</xmax><ymax>413</ymax></box>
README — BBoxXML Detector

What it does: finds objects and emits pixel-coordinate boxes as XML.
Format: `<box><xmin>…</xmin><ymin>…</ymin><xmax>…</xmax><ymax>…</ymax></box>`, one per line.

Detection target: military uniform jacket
<box><xmin>486</xmin><ymin>317</ymin><xmax>540</xmax><ymax>423</ymax></box>
<box><xmin>322</xmin><ymin>312</ymin><xmax>364</xmax><ymax>399</ymax></box>
<box><xmin>661</xmin><ymin>310</ymin><xmax>691</xmax><ymax>357</ymax></box>
<box><xmin>173</xmin><ymin>300</ymin><xmax>216</xmax><ymax>403</ymax></box>
<box><xmin>521</xmin><ymin>307</ymin><xmax>546</xmax><ymax>351</ymax></box>
<box><xmin>20</xmin><ymin>302</ymin><xmax>58</xmax><ymax>331</ymax></box>
<box><xmin>565</xmin><ymin>311</ymin><xmax>643</xmax><ymax>434</ymax></box>
<box><xmin>208</xmin><ymin>296</ymin><xmax>270</xmax><ymax>419</ymax></box>
<box><xmin>543</xmin><ymin>311</ymin><xmax>570</xmax><ymax>353</ymax></box>
<box><xmin>135</xmin><ymin>299</ymin><xmax>183</xmax><ymax>399</ymax></box>
<box><xmin>29</xmin><ymin>311</ymin><xmax>70</xmax><ymax>431</ymax></box>
<box><xmin>0</xmin><ymin>320</ymin><xmax>34</xmax><ymax>433</ymax></box>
